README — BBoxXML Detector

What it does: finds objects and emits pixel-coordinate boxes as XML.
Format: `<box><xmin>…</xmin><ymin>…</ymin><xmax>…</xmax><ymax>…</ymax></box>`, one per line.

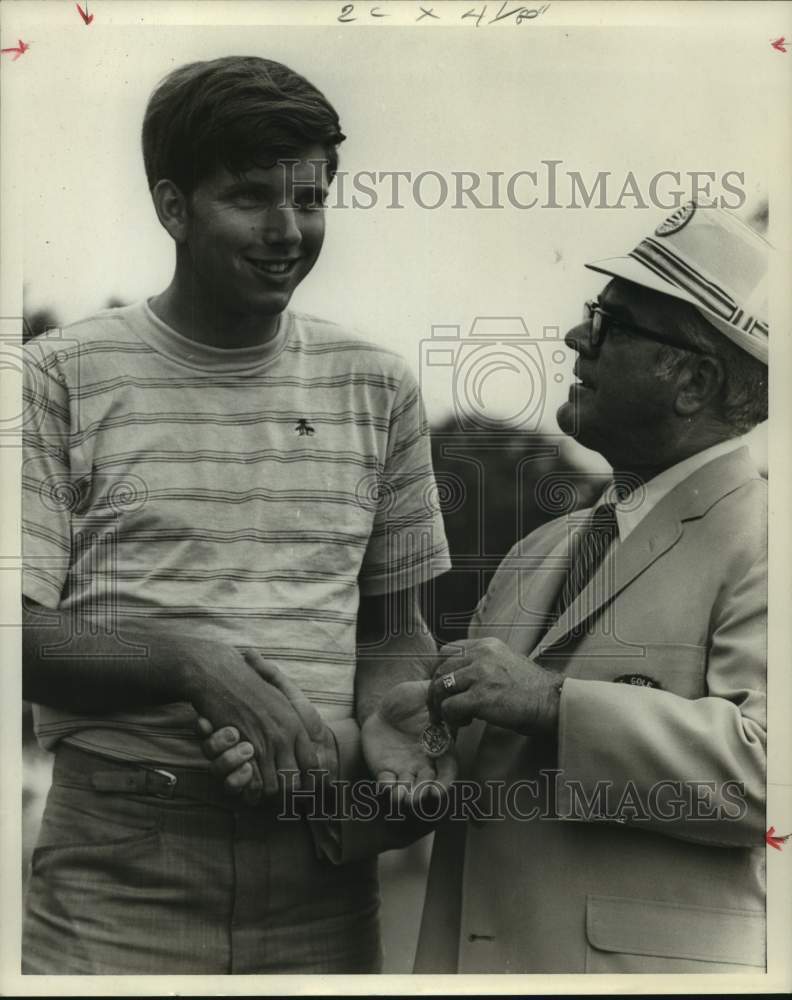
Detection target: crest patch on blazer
<box><xmin>614</xmin><ymin>673</ymin><xmax>663</xmax><ymax>689</ymax></box>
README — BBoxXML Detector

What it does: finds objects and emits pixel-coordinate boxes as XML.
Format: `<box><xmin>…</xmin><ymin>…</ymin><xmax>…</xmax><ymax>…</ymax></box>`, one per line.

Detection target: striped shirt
<box><xmin>22</xmin><ymin>301</ymin><xmax>450</xmax><ymax>766</ymax></box>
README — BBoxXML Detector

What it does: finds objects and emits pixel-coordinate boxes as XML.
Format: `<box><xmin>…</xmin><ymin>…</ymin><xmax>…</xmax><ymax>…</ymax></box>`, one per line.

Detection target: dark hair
<box><xmin>655</xmin><ymin>306</ymin><xmax>768</xmax><ymax>435</ymax></box>
<box><xmin>142</xmin><ymin>56</ymin><xmax>346</xmax><ymax>195</ymax></box>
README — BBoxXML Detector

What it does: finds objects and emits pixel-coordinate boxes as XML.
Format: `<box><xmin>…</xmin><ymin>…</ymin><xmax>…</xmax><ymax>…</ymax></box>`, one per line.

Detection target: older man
<box><xmin>415</xmin><ymin>201</ymin><xmax>769</xmax><ymax>973</ymax></box>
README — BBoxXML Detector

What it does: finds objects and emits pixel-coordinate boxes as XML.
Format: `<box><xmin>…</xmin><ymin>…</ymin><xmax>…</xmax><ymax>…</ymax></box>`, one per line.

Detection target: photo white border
<box><xmin>1</xmin><ymin>0</ymin><xmax>790</xmax><ymax>994</ymax></box>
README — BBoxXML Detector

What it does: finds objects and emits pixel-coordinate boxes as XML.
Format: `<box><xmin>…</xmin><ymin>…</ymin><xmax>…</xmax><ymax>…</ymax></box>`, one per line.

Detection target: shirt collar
<box><xmin>598</xmin><ymin>438</ymin><xmax>745</xmax><ymax>542</ymax></box>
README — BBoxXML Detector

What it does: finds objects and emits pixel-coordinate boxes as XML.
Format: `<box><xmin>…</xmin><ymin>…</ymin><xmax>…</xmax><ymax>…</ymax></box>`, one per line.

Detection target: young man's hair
<box><xmin>142</xmin><ymin>56</ymin><xmax>346</xmax><ymax>196</ymax></box>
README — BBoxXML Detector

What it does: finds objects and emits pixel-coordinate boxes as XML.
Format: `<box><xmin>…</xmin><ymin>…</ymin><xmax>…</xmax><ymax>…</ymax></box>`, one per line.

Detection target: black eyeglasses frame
<box><xmin>583</xmin><ymin>299</ymin><xmax>709</xmax><ymax>355</ymax></box>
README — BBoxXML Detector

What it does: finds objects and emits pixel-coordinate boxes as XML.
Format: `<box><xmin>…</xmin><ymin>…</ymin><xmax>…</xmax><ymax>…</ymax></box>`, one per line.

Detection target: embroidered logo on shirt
<box><xmin>614</xmin><ymin>673</ymin><xmax>662</xmax><ymax>689</ymax></box>
<box><xmin>294</xmin><ymin>419</ymin><xmax>315</xmax><ymax>436</ymax></box>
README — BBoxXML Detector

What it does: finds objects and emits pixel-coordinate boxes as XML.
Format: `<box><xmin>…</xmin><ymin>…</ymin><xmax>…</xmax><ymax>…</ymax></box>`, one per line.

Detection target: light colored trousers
<box><xmin>23</xmin><ymin>748</ymin><xmax>382</xmax><ymax>974</ymax></box>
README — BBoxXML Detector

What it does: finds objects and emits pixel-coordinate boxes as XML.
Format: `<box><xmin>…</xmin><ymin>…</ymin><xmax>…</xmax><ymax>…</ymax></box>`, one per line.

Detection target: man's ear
<box><xmin>151</xmin><ymin>179</ymin><xmax>190</xmax><ymax>242</ymax></box>
<box><xmin>673</xmin><ymin>355</ymin><xmax>726</xmax><ymax>418</ymax></box>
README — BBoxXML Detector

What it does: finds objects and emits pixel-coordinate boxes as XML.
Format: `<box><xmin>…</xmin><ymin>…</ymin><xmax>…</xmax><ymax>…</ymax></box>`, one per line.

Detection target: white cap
<box><xmin>586</xmin><ymin>201</ymin><xmax>770</xmax><ymax>364</ymax></box>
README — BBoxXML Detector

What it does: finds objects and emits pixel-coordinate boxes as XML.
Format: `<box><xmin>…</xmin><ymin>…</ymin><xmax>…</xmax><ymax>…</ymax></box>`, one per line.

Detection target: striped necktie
<box><xmin>553</xmin><ymin>501</ymin><xmax>619</xmax><ymax>624</ymax></box>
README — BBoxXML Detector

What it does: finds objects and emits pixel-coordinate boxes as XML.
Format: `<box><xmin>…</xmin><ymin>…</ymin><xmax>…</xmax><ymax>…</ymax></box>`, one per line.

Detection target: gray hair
<box><xmin>654</xmin><ymin>309</ymin><xmax>768</xmax><ymax>435</ymax></box>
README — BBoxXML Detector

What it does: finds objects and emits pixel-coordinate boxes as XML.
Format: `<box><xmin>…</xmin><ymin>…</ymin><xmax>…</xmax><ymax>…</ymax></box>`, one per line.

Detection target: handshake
<box><xmin>192</xmin><ymin>636</ymin><xmax>558</xmax><ymax>807</ymax></box>
<box><xmin>192</xmin><ymin>646</ymin><xmax>460</xmax><ymax>808</ymax></box>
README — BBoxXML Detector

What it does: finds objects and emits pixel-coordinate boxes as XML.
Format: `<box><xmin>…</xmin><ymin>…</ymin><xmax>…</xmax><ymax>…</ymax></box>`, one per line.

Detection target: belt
<box><xmin>54</xmin><ymin>743</ymin><xmax>244</xmax><ymax>808</ymax></box>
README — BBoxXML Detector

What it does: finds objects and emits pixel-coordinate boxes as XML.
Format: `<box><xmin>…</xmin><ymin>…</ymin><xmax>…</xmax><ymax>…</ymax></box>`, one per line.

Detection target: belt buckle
<box><xmin>147</xmin><ymin>767</ymin><xmax>177</xmax><ymax>799</ymax></box>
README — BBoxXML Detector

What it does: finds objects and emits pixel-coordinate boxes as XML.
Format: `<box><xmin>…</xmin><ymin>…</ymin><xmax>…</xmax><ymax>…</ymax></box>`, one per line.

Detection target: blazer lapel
<box><xmin>534</xmin><ymin>447</ymin><xmax>758</xmax><ymax>656</ymax></box>
<box><xmin>535</xmin><ymin>515</ymin><xmax>682</xmax><ymax>655</ymax></box>
<box><xmin>498</xmin><ymin>525</ymin><xmax>571</xmax><ymax>654</ymax></box>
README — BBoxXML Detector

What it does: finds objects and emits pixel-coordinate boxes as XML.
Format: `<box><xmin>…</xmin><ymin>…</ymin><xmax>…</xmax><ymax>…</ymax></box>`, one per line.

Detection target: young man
<box><xmin>22</xmin><ymin>56</ymin><xmax>450</xmax><ymax>974</ymax></box>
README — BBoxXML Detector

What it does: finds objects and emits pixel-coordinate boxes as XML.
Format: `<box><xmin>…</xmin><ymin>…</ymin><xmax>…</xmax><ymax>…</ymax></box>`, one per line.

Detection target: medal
<box><xmin>420</xmin><ymin>672</ymin><xmax>454</xmax><ymax>758</ymax></box>
<box><xmin>420</xmin><ymin>721</ymin><xmax>452</xmax><ymax>758</ymax></box>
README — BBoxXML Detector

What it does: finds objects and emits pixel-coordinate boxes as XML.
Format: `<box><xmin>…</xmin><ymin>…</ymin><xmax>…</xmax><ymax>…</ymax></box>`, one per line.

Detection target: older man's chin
<box><xmin>555</xmin><ymin>399</ymin><xmax>602</xmax><ymax>459</ymax></box>
<box><xmin>555</xmin><ymin>399</ymin><xmax>577</xmax><ymax>438</ymax></box>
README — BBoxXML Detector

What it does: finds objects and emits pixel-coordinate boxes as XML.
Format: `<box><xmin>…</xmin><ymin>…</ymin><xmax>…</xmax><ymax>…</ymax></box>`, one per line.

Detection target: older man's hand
<box><xmin>429</xmin><ymin>637</ymin><xmax>563</xmax><ymax>736</ymax></box>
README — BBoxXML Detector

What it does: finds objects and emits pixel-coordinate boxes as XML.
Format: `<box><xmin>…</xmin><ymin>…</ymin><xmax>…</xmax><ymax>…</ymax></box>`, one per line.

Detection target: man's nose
<box><xmin>260</xmin><ymin>206</ymin><xmax>302</xmax><ymax>245</ymax></box>
<box><xmin>564</xmin><ymin>321</ymin><xmax>596</xmax><ymax>357</ymax></box>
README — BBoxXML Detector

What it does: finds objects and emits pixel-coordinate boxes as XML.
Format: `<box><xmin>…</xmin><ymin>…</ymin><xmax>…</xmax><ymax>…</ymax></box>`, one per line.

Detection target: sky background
<box><xmin>9</xmin><ymin>9</ymin><xmax>784</xmax><ymax>462</ymax></box>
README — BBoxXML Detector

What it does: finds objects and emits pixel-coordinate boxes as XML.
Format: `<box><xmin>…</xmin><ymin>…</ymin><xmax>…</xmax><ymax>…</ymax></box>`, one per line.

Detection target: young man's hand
<box><xmin>360</xmin><ymin>678</ymin><xmax>457</xmax><ymax>808</ymax></box>
<box><xmin>184</xmin><ymin>645</ymin><xmax>326</xmax><ymax>802</ymax></box>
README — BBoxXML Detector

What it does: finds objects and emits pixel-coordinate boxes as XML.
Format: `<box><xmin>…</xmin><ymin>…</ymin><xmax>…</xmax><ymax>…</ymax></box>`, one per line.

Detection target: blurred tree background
<box><xmin>422</xmin><ymin>417</ymin><xmax>604</xmax><ymax>646</ymax></box>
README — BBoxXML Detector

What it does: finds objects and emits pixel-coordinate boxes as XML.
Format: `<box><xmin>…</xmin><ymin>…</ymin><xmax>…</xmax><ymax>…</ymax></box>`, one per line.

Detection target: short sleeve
<box><xmin>359</xmin><ymin>366</ymin><xmax>451</xmax><ymax>595</ymax></box>
<box><xmin>21</xmin><ymin>344</ymin><xmax>73</xmax><ymax>608</ymax></box>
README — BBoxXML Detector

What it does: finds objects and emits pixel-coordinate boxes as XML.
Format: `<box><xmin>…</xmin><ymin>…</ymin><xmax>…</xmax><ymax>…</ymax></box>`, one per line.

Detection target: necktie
<box><xmin>553</xmin><ymin>501</ymin><xmax>619</xmax><ymax>623</ymax></box>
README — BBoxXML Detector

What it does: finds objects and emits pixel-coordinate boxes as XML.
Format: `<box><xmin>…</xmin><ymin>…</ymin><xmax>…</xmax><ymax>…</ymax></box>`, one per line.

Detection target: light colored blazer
<box><xmin>415</xmin><ymin>446</ymin><xmax>767</xmax><ymax>973</ymax></box>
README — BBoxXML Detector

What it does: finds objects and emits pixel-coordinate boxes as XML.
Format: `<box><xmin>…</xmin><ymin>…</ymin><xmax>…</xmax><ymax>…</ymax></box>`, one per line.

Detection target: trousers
<box><xmin>23</xmin><ymin>747</ymin><xmax>382</xmax><ymax>974</ymax></box>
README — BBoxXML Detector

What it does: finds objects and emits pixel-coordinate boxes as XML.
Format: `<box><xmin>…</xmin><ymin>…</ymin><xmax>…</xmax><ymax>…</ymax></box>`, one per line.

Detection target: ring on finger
<box><xmin>440</xmin><ymin>671</ymin><xmax>457</xmax><ymax>692</ymax></box>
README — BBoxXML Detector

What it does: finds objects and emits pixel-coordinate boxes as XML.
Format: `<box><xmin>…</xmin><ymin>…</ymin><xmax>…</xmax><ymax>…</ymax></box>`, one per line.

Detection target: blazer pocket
<box><xmin>584</xmin><ymin>894</ymin><xmax>765</xmax><ymax>973</ymax></box>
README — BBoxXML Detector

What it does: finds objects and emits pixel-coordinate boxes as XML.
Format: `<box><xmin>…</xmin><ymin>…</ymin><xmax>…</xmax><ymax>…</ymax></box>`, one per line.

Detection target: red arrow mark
<box><xmin>1</xmin><ymin>39</ymin><xmax>30</xmax><ymax>60</ymax></box>
<box><xmin>76</xmin><ymin>2</ymin><xmax>94</xmax><ymax>25</ymax></box>
<box><xmin>770</xmin><ymin>37</ymin><xmax>788</xmax><ymax>53</ymax></box>
<box><xmin>766</xmin><ymin>826</ymin><xmax>791</xmax><ymax>851</ymax></box>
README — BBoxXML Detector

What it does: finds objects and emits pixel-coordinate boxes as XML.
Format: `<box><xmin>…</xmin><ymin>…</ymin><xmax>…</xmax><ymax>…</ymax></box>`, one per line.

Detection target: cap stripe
<box><xmin>631</xmin><ymin>238</ymin><xmax>736</xmax><ymax>318</ymax></box>
<box><xmin>642</xmin><ymin>237</ymin><xmax>736</xmax><ymax>308</ymax></box>
<box><xmin>630</xmin><ymin>241</ymin><xmax>767</xmax><ymax>341</ymax></box>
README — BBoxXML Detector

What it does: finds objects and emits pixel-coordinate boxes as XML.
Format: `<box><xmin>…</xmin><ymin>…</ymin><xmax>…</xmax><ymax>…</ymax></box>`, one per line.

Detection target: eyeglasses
<box><xmin>582</xmin><ymin>299</ymin><xmax>709</xmax><ymax>354</ymax></box>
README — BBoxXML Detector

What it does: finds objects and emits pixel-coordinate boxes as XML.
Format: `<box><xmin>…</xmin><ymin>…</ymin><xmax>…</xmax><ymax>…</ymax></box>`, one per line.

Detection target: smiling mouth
<box><xmin>246</xmin><ymin>259</ymin><xmax>299</xmax><ymax>275</ymax></box>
